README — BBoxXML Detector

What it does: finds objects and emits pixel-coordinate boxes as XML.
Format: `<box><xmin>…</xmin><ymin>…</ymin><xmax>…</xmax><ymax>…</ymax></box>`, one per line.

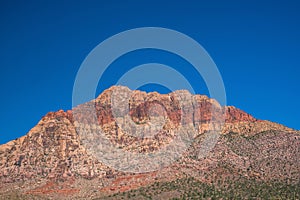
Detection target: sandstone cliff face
<box><xmin>0</xmin><ymin>86</ymin><xmax>298</xmax><ymax>199</ymax></box>
<box><xmin>0</xmin><ymin>110</ymin><xmax>111</xmax><ymax>183</ymax></box>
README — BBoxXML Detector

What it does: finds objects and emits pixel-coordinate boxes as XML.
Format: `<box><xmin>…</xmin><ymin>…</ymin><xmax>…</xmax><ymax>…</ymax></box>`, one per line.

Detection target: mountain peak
<box><xmin>0</xmin><ymin>86</ymin><xmax>298</xmax><ymax>199</ymax></box>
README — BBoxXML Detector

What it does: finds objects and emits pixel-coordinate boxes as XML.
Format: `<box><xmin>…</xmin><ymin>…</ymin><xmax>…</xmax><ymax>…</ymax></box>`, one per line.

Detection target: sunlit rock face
<box><xmin>0</xmin><ymin>86</ymin><xmax>298</xmax><ymax>199</ymax></box>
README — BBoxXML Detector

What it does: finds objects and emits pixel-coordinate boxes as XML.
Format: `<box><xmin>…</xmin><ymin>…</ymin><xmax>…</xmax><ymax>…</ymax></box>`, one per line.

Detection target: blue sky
<box><xmin>0</xmin><ymin>0</ymin><xmax>299</xmax><ymax>144</ymax></box>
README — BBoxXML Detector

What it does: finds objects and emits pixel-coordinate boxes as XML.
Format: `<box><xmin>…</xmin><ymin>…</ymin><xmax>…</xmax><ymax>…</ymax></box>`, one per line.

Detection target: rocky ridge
<box><xmin>0</xmin><ymin>86</ymin><xmax>298</xmax><ymax>199</ymax></box>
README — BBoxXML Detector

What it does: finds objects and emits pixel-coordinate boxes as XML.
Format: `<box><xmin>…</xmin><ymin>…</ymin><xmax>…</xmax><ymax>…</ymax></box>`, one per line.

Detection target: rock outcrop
<box><xmin>0</xmin><ymin>86</ymin><xmax>298</xmax><ymax>199</ymax></box>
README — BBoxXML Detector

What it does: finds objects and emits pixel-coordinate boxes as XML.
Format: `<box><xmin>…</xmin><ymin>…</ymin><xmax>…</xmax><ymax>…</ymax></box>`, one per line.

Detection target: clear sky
<box><xmin>0</xmin><ymin>0</ymin><xmax>299</xmax><ymax>144</ymax></box>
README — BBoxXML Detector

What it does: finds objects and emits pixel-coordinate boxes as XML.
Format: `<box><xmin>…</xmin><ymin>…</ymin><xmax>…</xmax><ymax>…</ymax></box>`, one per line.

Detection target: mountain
<box><xmin>0</xmin><ymin>86</ymin><xmax>299</xmax><ymax>199</ymax></box>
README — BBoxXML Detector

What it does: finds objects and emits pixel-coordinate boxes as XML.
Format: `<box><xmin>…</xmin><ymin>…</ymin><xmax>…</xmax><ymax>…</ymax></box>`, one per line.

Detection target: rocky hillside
<box><xmin>0</xmin><ymin>86</ymin><xmax>299</xmax><ymax>199</ymax></box>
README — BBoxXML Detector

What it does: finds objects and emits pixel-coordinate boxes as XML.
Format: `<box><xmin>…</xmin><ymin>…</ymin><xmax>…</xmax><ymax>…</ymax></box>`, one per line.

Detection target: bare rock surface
<box><xmin>0</xmin><ymin>86</ymin><xmax>298</xmax><ymax>199</ymax></box>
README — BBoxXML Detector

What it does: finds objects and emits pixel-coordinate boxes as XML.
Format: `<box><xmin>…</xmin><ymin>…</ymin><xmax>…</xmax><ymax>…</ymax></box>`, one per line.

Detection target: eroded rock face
<box><xmin>225</xmin><ymin>106</ymin><xmax>256</xmax><ymax>123</ymax></box>
<box><xmin>0</xmin><ymin>109</ymin><xmax>113</xmax><ymax>183</ymax></box>
<box><xmin>0</xmin><ymin>86</ymin><xmax>298</xmax><ymax>199</ymax></box>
